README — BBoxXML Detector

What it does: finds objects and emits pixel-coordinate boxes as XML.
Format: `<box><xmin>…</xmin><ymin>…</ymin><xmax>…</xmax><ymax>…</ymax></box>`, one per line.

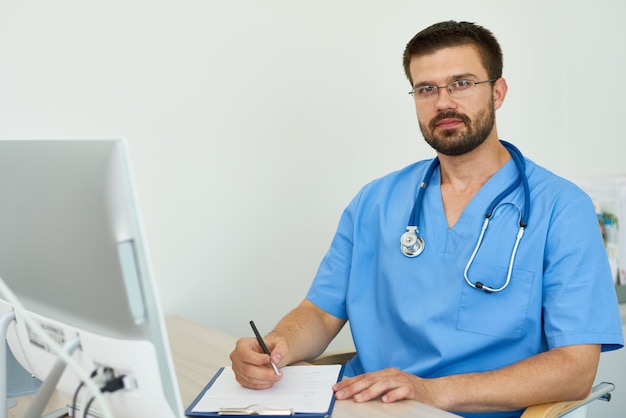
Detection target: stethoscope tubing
<box><xmin>400</xmin><ymin>141</ymin><xmax>530</xmax><ymax>292</ymax></box>
<box><xmin>462</xmin><ymin>203</ymin><xmax>526</xmax><ymax>293</ymax></box>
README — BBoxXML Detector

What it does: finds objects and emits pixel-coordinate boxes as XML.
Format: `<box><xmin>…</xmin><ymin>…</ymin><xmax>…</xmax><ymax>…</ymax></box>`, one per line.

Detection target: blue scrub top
<box><xmin>306</xmin><ymin>151</ymin><xmax>624</xmax><ymax>418</ymax></box>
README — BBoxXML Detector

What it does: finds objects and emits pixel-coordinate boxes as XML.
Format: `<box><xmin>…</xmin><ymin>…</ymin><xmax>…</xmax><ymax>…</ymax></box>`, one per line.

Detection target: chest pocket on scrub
<box><xmin>457</xmin><ymin>261</ymin><xmax>534</xmax><ymax>338</ymax></box>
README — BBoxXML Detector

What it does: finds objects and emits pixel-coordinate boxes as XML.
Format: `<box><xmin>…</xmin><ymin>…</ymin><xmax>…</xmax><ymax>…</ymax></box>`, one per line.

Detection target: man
<box><xmin>230</xmin><ymin>21</ymin><xmax>624</xmax><ymax>417</ymax></box>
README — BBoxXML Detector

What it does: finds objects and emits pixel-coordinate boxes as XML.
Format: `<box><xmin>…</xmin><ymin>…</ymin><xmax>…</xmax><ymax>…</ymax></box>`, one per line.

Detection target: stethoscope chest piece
<box><xmin>398</xmin><ymin>141</ymin><xmax>531</xmax><ymax>292</ymax></box>
<box><xmin>400</xmin><ymin>226</ymin><xmax>424</xmax><ymax>257</ymax></box>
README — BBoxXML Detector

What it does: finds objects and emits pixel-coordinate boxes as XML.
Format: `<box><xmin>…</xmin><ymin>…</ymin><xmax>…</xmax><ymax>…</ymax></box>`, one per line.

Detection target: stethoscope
<box><xmin>400</xmin><ymin>141</ymin><xmax>530</xmax><ymax>293</ymax></box>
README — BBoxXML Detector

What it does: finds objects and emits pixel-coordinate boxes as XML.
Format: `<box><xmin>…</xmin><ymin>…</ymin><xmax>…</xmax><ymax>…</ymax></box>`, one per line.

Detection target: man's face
<box><xmin>408</xmin><ymin>45</ymin><xmax>504</xmax><ymax>156</ymax></box>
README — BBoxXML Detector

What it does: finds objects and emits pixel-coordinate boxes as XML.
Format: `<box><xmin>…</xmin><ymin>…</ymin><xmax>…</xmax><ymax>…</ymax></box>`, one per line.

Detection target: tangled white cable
<box><xmin>0</xmin><ymin>275</ymin><xmax>114</xmax><ymax>418</ymax></box>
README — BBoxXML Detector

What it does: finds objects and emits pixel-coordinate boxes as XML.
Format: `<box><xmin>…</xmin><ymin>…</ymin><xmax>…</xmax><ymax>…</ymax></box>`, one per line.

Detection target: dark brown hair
<box><xmin>402</xmin><ymin>21</ymin><xmax>503</xmax><ymax>85</ymax></box>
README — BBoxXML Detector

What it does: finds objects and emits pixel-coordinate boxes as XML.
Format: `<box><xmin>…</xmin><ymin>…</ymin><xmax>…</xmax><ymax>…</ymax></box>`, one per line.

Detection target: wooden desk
<box><xmin>167</xmin><ymin>315</ymin><xmax>458</xmax><ymax>418</ymax></box>
<box><xmin>8</xmin><ymin>316</ymin><xmax>458</xmax><ymax>418</ymax></box>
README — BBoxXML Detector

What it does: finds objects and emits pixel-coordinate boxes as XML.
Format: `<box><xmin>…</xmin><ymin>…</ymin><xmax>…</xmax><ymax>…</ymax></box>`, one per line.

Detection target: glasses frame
<box><xmin>408</xmin><ymin>78</ymin><xmax>498</xmax><ymax>102</ymax></box>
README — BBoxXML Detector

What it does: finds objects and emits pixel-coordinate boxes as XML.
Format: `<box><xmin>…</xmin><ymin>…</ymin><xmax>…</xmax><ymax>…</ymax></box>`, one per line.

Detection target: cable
<box><xmin>71</xmin><ymin>381</ymin><xmax>85</xmax><ymax>417</ymax></box>
<box><xmin>101</xmin><ymin>375</ymin><xmax>127</xmax><ymax>393</ymax></box>
<box><xmin>0</xmin><ymin>275</ymin><xmax>114</xmax><ymax>418</ymax></box>
<box><xmin>73</xmin><ymin>367</ymin><xmax>110</xmax><ymax>417</ymax></box>
<box><xmin>83</xmin><ymin>395</ymin><xmax>96</xmax><ymax>418</ymax></box>
<box><xmin>83</xmin><ymin>373</ymin><xmax>128</xmax><ymax>418</ymax></box>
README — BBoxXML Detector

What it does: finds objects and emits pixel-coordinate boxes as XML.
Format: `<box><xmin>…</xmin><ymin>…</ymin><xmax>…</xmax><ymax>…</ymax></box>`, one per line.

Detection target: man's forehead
<box><xmin>408</xmin><ymin>44</ymin><xmax>487</xmax><ymax>84</ymax></box>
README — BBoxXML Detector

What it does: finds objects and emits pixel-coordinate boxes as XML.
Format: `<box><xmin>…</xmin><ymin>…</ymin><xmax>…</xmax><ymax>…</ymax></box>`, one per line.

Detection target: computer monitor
<box><xmin>0</xmin><ymin>139</ymin><xmax>185</xmax><ymax>417</ymax></box>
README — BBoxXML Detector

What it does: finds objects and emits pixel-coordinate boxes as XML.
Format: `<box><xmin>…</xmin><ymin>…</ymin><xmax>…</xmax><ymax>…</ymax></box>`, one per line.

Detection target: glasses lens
<box><xmin>448</xmin><ymin>80</ymin><xmax>476</xmax><ymax>97</ymax></box>
<box><xmin>411</xmin><ymin>86</ymin><xmax>438</xmax><ymax>101</ymax></box>
<box><xmin>410</xmin><ymin>79</ymin><xmax>492</xmax><ymax>101</ymax></box>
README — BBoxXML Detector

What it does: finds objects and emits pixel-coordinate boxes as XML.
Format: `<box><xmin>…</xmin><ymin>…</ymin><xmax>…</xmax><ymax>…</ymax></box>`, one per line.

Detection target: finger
<box><xmin>352</xmin><ymin>379</ymin><xmax>389</xmax><ymax>403</ymax></box>
<box><xmin>237</xmin><ymin>338</ymin><xmax>269</xmax><ymax>361</ymax></box>
<box><xmin>334</xmin><ymin>374</ymin><xmax>377</xmax><ymax>401</ymax></box>
<box><xmin>265</xmin><ymin>337</ymin><xmax>289</xmax><ymax>368</ymax></box>
<box><xmin>231</xmin><ymin>358</ymin><xmax>282</xmax><ymax>389</ymax></box>
<box><xmin>381</xmin><ymin>385</ymin><xmax>413</xmax><ymax>403</ymax></box>
<box><xmin>232</xmin><ymin>366</ymin><xmax>277</xmax><ymax>390</ymax></box>
<box><xmin>230</xmin><ymin>339</ymin><xmax>282</xmax><ymax>389</ymax></box>
<box><xmin>334</xmin><ymin>369</ymin><xmax>413</xmax><ymax>403</ymax></box>
<box><xmin>333</xmin><ymin>374</ymin><xmax>366</xmax><ymax>392</ymax></box>
<box><xmin>360</xmin><ymin>371</ymin><xmax>419</xmax><ymax>403</ymax></box>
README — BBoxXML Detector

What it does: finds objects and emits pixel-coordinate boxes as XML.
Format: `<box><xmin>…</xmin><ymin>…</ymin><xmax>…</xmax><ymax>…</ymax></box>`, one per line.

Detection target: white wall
<box><xmin>0</xmin><ymin>0</ymin><xmax>625</xmax><ymax>358</ymax></box>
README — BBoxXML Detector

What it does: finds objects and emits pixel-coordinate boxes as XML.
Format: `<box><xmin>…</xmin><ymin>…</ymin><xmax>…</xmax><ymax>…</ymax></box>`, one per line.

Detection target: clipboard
<box><xmin>185</xmin><ymin>364</ymin><xmax>344</xmax><ymax>418</ymax></box>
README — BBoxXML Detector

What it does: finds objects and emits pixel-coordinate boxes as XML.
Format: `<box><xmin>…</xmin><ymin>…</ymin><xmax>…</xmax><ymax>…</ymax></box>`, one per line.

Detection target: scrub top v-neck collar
<box><xmin>423</xmin><ymin>157</ymin><xmax>521</xmax><ymax>255</ymax></box>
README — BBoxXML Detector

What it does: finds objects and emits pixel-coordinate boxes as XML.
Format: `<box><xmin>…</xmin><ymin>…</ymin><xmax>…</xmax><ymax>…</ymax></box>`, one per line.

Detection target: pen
<box><xmin>249</xmin><ymin>320</ymin><xmax>280</xmax><ymax>376</ymax></box>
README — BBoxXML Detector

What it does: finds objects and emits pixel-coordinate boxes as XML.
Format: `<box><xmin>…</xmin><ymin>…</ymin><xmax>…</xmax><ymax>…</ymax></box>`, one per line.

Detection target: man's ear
<box><xmin>493</xmin><ymin>77</ymin><xmax>508</xmax><ymax>110</ymax></box>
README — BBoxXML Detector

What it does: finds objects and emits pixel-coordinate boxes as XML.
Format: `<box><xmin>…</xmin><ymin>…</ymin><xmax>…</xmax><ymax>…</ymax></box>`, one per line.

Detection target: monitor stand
<box><xmin>1</xmin><ymin>311</ymin><xmax>18</xmax><ymax>417</ymax></box>
<box><xmin>7</xmin><ymin>347</ymin><xmax>41</xmax><ymax>397</ymax></box>
<box><xmin>21</xmin><ymin>337</ymin><xmax>79</xmax><ymax>418</ymax></box>
<box><xmin>1</xmin><ymin>311</ymin><xmax>76</xmax><ymax>418</ymax></box>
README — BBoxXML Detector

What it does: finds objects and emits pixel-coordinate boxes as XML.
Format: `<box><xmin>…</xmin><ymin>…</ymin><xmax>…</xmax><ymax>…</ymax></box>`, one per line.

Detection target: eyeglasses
<box><xmin>408</xmin><ymin>78</ymin><xmax>497</xmax><ymax>102</ymax></box>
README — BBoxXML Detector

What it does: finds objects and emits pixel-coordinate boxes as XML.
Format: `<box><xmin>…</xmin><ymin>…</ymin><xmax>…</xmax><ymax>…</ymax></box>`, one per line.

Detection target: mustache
<box><xmin>429</xmin><ymin>111</ymin><xmax>471</xmax><ymax>130</ymax></box>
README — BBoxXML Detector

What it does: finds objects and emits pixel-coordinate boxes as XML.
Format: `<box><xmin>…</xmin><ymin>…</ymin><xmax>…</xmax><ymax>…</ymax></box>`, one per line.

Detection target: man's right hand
<box><xmin>229</xmin><ymin>336</ymin><xmax>285</xmax><ymax>389</ymax></box>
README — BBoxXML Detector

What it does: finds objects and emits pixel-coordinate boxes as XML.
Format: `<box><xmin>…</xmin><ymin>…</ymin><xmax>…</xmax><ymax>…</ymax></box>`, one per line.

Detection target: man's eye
<box><xmin>417</xmin><ymin>86</ymin><xmax>437</xmax><ymax>96</ymax></box>
<box><xmin>452</xmin><ymin>80</ymin><xmax>473</xmax><ymax>90</ymax></box>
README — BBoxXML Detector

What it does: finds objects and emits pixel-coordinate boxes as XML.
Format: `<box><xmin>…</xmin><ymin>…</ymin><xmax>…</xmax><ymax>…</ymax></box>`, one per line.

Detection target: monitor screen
<box><xmin>0</xmin><ymin>139</ymin><xmax>184</xmax><ymax>417</ymax></box>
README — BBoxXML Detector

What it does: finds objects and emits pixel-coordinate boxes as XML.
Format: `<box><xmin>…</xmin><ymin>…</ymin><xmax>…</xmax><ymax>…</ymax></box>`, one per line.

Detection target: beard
<box><xmin>419</xmin><ymin>98</ymin><xmax>496</xmax><ymax>156</ymax></box>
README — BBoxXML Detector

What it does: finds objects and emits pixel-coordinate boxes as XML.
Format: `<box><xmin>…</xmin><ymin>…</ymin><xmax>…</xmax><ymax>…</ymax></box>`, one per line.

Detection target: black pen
<box><xmin>249</xmin><ymin>320</ymin><xmax>280</xmax><ymax>376</ymax></box>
